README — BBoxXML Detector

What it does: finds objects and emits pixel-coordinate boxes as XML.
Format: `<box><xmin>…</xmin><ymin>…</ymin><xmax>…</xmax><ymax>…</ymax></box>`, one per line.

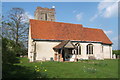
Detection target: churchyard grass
<box><xmin>12</xmin><ymin>57</ymin><xmax>118</xmax><ymax>78</ymax></box>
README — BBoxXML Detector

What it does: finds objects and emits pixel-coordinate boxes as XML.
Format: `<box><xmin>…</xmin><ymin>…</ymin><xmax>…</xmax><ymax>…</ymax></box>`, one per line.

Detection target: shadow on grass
<box><xmin>2</xmin><ymin>64</ymin><xmax>47</xmax><ymax>80</ymax></box>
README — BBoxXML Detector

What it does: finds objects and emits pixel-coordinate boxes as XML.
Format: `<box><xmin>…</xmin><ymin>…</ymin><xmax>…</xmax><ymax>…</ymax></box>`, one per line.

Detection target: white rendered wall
<box><xmin>103</xmin><ymin>44</ymin><xmax>112</xmax><ymax>59</ymax></box>
<box><xmin>35</xmin><ymin>41</ymin><xmax>60</xmax><ymax>61</ymax></box>
<box><xmin>34</xmin><ymin>41</ymin><xmax>112</xmax><ymax>61</ymax></box>
<box><xmin>28</xmin><ymin>38</ymin><xmax>112</xmax><ymax>61</ymax></box>
<box><xmin>72</xmin><ymin>42</ymin><xmax>104</xmax><ymax>59</ymax></box>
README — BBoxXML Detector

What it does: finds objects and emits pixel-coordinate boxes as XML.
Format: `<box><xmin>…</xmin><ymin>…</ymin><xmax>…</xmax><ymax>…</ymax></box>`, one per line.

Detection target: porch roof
<box><xmin>53</xmin><ymin>40</ymin><xmax>75</xmax><ymax>49</ymax></box>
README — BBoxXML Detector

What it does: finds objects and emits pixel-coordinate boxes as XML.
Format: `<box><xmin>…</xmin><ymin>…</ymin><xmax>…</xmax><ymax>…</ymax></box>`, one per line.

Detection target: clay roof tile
<box><xmin>30</xmin><ymin>19</ymin><xmax>112</xmax><ymax>44</ymax></box>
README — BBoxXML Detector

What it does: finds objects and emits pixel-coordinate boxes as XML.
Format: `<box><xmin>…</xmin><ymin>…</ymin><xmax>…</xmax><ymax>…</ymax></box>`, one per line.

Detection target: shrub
<box><xmin>113</xmin><ymin>50</ymin><xmax>120</xmax><ymax>56</ymax></box>
<box><xmin>2</xmin><ymin>38</ymin><xmax>22</xmax><ymax>64</ymax></box>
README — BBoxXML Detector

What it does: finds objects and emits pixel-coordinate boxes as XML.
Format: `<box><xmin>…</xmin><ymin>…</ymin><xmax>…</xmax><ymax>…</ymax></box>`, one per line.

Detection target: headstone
<box><xmin>117</xmin><ymin>55</ymin><xmax>120</xmax><ymax>59</ymax></box>
<box><xmin>42</xmin><ymin>57</ymin><xmax>46</xmax><ymax>61</ymax></box>
<box><xmin>113</xmin><ymin>54</ymin><xmax>116</xmax><ymax>59</ymax></box>
<box><xmin>88</xmin><ymin>56</ymin><xmax>96</xmax><ymax>60</ymax></box>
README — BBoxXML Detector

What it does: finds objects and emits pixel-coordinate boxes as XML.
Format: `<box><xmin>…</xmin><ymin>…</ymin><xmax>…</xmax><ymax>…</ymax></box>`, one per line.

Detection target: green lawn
<box><xmin>12</xmin><ymin>57</ymin><xmax>118</xmax><ymax>78</ymax></box>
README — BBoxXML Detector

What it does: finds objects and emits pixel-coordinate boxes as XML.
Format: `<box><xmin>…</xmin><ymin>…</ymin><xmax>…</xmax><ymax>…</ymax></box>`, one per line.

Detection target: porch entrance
<box><xmin>62</xmin><ymin>48</ymin><xmax>73</xmax><ymax>61</ymax></box>
<box><xmin>53</xmin><ymin>40</ymin><xmax>75</xmax><ymax>62</ymax></box>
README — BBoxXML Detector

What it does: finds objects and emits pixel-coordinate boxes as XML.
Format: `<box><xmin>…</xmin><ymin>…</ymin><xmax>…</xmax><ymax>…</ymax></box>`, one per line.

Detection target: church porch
<box><xmin>53</xmin><ymin>40</ymin><xmax>78</xmax><ymax>62</ymax></box>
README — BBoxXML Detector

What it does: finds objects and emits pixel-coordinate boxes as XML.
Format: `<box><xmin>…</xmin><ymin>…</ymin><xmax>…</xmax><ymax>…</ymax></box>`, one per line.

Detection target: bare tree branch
<box><xmin>2</xmin><ymin>8</ymin><xmax>29</xmax><ymax>48</ymax></box>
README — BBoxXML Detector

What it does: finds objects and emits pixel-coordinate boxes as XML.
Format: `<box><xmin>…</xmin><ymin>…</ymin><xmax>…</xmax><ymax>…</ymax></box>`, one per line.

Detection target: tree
<box><xmin>2</xmin><ymin>8</ymin><xmax>29</xmax><ymax>46</ymax></box>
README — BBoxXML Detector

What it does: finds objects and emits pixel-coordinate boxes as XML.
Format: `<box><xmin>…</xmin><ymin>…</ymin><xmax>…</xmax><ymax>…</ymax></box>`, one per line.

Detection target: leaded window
<box><xmin>87</xmin><ymin>44</ymin><xmax>93</xmax><ymax>54</ymax></box>
<box><xmin>75</xmin><ymin>43</ymin><xmax>81</xmax><ymax>55</ymax></box>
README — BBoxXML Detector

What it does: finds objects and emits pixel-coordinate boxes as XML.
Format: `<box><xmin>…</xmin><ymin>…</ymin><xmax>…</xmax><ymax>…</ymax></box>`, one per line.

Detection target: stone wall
<box><xmin>34</xmin><ymin>7</ymin><xmax>55</xmax><ymax>21</ymax></box>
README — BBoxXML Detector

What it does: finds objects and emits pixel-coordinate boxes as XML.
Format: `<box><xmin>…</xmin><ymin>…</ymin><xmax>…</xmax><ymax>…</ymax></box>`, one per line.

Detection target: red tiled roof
<box><xmin>53</xmin><ymin>40</ymin><xmax>70</xmax><ymax>49</ymax></box>
<box><xmin>53</xmin><ymin>40</ymin><xmax>75</xmax><ymax>49</ymax></box>
<box><xmin>30</xmin><ymin>19</ymin><xmax>112</xmax><ymax>44</ymax></box>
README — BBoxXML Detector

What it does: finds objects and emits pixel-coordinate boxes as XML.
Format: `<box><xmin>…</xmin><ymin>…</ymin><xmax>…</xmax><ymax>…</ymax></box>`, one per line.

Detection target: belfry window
<box><xmin>45</xmin><ymin>14</ymin><xmax>47</xmax><ymax>20</ymax></box>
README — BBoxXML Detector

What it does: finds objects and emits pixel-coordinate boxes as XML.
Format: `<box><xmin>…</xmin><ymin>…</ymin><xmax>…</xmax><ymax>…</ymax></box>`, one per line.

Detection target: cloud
<box><xmin>112</xmin><ymin>34</ymin><xmax>120</xmax><ymax>41</ymax></box>
<box><xmin>112</xmin><ymin>35</ymin><xmax>119</xmax><ymax>50</ymax></box>
<box><xmin>76</xmin><ymin>13</ymin><xmax>83</xmax><ymax>21</ymax></box>
<box><xmin>112</xmin><ymin>36</ymin><xmax>118</xmax><ymax>41</ymax></box>
<box><xmin>25</xmin><ymin>12</ymin><xmax>34</xmax><ymax>19</ymax></box>
<box><xmin>73</xmin><ymin>10</ymin><xmax>77</xmax><ymax>13</ymax></box>
<box><xmin>104</xmin><ymin>30</ymin><xmax>113</xmax><ymax>35</ymax></box>
<box><xmin>102</xmin><ymin>2</ymin><xmax>118</xmax><ymax>18</ymax></box>
<box><xmin>21</xmin><ymin>12</ymin><xmax>34</xmax><ymax>23</ymax></box>
<box><xmin>90</xmin><ymin>14</ymin><xmax>98</xmax><ymax>22</ymax></box>
<box><xmin>90</xmin><ymin>0</ymin><xmax>118</xmax><ymax>21</ymax></box>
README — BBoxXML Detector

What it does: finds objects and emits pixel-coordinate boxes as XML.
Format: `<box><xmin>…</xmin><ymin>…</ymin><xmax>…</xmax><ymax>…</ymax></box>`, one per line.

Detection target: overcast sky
<box><xmin>2</xmin><ymin>1</ymin><xmax>118</xmax><ymax>50</ymax></box>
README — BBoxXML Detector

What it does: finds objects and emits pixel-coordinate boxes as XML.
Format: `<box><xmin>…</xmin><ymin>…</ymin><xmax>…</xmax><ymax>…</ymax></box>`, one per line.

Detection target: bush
<box><xmin>113</xmin><ymin>50</ymin><xmax>120</xmax><ymax>55</ymax></box>
<box><xmin>112</xmin><ymin>50</ymin><xmax>120</xmax><ymax>58</ymax></box>
<box><xmin>2</xmin><ymin>38</ymin><xmax>21</xmax><ymax>64</ymax></box>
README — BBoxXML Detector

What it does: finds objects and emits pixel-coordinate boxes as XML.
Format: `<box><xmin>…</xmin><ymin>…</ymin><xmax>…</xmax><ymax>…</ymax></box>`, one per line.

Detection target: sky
<box><xmin>2</xmin><ymin>1</ymin><xmax>119</xmax><ymax>50</ymax></box>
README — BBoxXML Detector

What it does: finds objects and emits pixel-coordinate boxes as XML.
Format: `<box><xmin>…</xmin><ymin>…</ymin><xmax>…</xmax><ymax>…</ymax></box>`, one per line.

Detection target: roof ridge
<box><xmin>30</xmin><ymin>19</ymin><xmax>83</xmax><ymax>27</ymax></box>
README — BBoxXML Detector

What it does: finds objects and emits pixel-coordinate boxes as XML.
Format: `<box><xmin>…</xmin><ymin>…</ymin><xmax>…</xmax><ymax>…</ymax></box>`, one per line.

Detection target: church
<box><xmin>28</xmin><ymin>7</ymin><xmax>113</xmax><ymax>62</ymax></box>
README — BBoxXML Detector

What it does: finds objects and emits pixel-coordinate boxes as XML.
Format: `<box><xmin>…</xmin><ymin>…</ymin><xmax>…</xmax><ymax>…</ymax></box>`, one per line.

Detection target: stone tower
<box><xmin>34</xmin><ymin>7</ymin><xmax>55</xmax><ymax>21</ymax></box>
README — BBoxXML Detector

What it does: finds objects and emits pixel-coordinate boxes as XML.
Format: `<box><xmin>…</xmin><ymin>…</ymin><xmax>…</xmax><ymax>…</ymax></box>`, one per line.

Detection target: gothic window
<box><xmin>102</xmin><ymin>45</ymin><xmax>103</xmax><ymax>53</ymax></box>
<box><xmin>79</xmin><ymin>45</ymin><xmax>81</xmax><ymax>55</ymax></box>
<box><xmin>75</xmin><ymin>43</ymin><xmax>81</xmax><ymax>55</ymax></box>
<box><xmin>76</xmin><ymin>46</ymin><xmax>79</xmax><ymax>55</ymax></box>
<box><xmin>87</xmin><ymin>44</ymin><xmax>93</xmax><ymax>54</ymax></box>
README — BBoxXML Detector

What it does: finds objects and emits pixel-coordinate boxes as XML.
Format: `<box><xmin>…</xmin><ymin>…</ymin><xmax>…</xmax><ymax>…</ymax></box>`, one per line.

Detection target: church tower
<box><xmin>34</xmin><ymin>6</ymin><xmax>56</xmax><ymax>21</ymax></box>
